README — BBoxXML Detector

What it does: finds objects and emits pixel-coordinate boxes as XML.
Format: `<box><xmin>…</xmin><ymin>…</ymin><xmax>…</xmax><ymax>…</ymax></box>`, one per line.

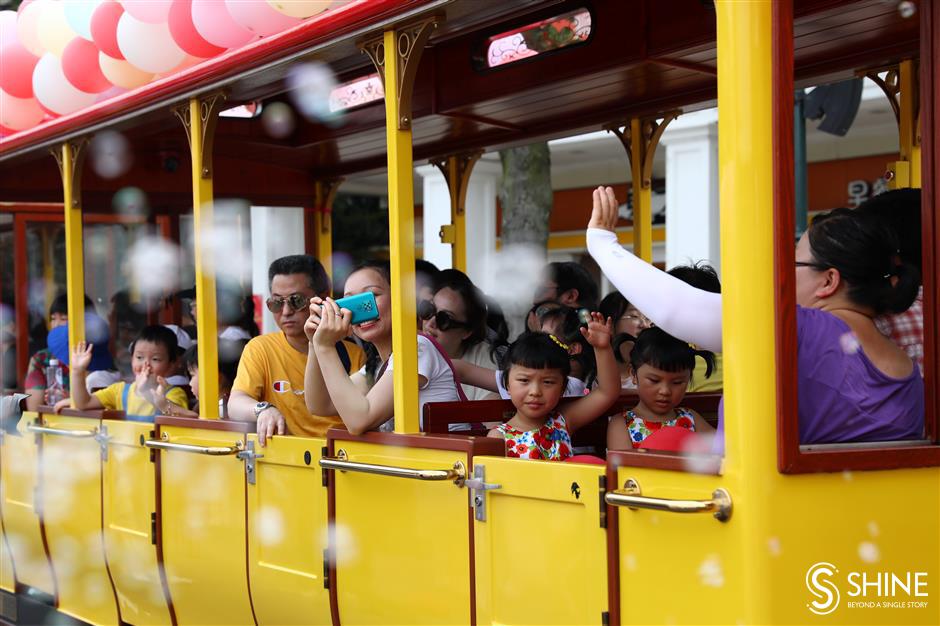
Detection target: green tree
<box><xmin>498</xmin><ymin>143</ymin><xmax>552</xmax><ymax>252</ymax></box>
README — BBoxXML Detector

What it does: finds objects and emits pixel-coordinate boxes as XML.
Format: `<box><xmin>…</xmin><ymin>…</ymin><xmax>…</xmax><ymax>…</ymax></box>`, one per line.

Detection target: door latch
<box><xmin>463</xmin><ymin>464</ymin><xmax>500</xmax><ymax>522</ymax></box>
<box><xmin>236</xmin><ymin>440</ymin><xmax>263</xmax><ymax>485</ymax></box>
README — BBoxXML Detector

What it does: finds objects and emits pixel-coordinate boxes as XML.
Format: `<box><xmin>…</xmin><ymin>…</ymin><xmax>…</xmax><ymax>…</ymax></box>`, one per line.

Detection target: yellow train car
<box><xmin>1</xmin><ymin>1</ymin><xmax>938</xmax><ymax>624</ymax></box>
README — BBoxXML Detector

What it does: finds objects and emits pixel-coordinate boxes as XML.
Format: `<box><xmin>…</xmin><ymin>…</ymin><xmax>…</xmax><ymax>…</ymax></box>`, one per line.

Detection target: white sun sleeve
<box><xmin>587</xmin><ymin>228</ymin><xmax>724</xmax><ymax>352</ymax></box>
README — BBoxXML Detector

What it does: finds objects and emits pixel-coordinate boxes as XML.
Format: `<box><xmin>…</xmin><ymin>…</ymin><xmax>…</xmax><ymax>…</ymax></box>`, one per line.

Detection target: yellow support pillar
<box><xmin>175</xmin><ymin>94</ymin><xmax>225</xmax><ymax>418</ymax></box>
<box><xmin>53</xmin><ymin>139</ymin><xmax>88</xmax><ymax>406</ymax></box>
<box><xmin>363</xmin><ymin>19</ymin><xmax>437</xmax><ymax>433</ymax></box>
<box><xmin>899</xmin><ymin>59</ymin><xmax>920</xmax><ymax>188</ymax></box>
<box><xmin>432</xmin><ymin>152</ymin><xmax>482</xmax><ymax>272</ymax></box>
<box><xmin>607</xmin><ymin>113</ymin><xmax>678</xmax><ymax>263</ymax></box>
<box><xmin>309</xmin><ymin>179</ymin><xmax>343</xmax><ymax>280</ymax></box>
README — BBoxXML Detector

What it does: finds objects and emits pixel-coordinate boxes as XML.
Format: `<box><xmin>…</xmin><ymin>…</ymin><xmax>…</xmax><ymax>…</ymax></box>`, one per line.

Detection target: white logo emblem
<box><xmin>807</xmin><ymin>562</ymin><xmax>841</xmax><ymax>615</ymax></box>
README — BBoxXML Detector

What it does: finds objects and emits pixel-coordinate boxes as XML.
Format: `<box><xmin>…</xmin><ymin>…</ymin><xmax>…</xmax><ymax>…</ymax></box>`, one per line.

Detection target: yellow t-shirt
<box><xmin>688</xmin><ymin>352</ymin><xmax>723</xmax><ymax>393</ymax></box>
<box><xmin>232</xmin><ymin>332</ymin><xmax>365</xmax><ymax>438</ymax></box>
<box><xmin>93</xmin><ymin>381</ymin><xmax>189</xmax><ymax>417</ymax></box>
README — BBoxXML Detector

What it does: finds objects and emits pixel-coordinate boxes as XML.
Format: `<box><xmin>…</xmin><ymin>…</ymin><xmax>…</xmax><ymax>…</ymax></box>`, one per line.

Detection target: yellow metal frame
<box><xmin>432</xmin><ymin>152</ymin><xmax>483</xmax><ymax>272</ymax></box>
<box><xmin>53</xmin><ymin>140</ymin><xmax>88</xmax><ymax>403</ymax></box>
<box><xmin>898</xmin><ymin>59</ymin><xmax>920</xmax><ymax>188</ymax></box>
<box><xmin>175</xmin><ymin>95</ymin><xmax>225</xmax><ymax>418</ymax></box>
<box><xmin>312</xmin><ymin>179</ymin><xmax>342</xmax><ymax>280</ymax></box>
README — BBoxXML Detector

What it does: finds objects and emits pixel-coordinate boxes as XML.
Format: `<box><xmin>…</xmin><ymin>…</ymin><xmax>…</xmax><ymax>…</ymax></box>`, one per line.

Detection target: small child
<box><xmin>487</xmin><ymin>312</ymin><xmax>619</xmax><ymax>461</ymax></box>
<box><xmin>607</xmin><ymin>327</ymin><xmax>715</xmax><ymax>450</ymax></box>
<box><xmin>180</xmin><ymin>340</ymin><xmax>246</xmax><ymax>418</ymax></box>
<box><xmin>54</xmin><ymin>325</ymin><xmax>188</xmax><ymax>422</ymax></box>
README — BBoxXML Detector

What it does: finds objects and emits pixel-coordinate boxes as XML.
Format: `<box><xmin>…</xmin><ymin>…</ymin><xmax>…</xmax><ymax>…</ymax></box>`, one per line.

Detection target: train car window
<box><xmin>477</xmin><ymin>7</ymin><xmax>592</xmax><ymax>70</ymax></box>
<box><xmin>328</xmin><ymin>73</ymin><xmax>384</xmax><ymax>113</ymax></box>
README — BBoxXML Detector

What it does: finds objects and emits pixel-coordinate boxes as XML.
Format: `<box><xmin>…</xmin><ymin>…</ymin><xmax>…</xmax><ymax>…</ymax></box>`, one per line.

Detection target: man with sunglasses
<box><xmin>527</xmin><ymin>261</ymin><xmax>599</xmax><ymax>332</ymax></box>
<box><xmin>229</xmin><ymin>255</ymin><xmax>365</xmax><ymax>445</ymax></box>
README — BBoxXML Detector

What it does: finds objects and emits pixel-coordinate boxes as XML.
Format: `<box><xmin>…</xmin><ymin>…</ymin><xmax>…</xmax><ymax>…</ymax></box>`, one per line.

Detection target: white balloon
<box><xmin>116</xmin><ymin>13</ymin><xmax>186</xmax><ymax>74</ymax></box>
<box><xmin>0</xmin><ymin>10</ymin><xmax>17</xmax><ymax>41</ymax></box>
<box><xmin>0</xmin><ymin>88</ymin><xmax>44</xmax><ymax>130</ymax></box>
<box><xmin>32</xmin><ymin>53</ymin><xmax>97</xmax><ymax>115</ymax></box>
<box><xmin>64</xmin><ymin>0</ymin><xmax>103</xmax><ymax>41</ymax></box>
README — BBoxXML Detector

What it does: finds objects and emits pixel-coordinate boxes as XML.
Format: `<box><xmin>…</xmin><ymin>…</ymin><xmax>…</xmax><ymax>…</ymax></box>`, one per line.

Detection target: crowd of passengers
<box><xmin>9</xmin><ymin>187</ymin><xmax>924</xmax><ymax>461</ymax></box>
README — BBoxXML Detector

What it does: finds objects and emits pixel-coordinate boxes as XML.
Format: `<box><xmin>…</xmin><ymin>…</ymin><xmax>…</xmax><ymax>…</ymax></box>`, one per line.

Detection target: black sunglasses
<box><xmin>266</xmin><ymin>293</ymin><xmax>308</xmax><ymax>313</ymax></box>
<box><xmin>417</xmin><ymin>300</ymin><xmax>470</xmax><ymax>331</ymax></box>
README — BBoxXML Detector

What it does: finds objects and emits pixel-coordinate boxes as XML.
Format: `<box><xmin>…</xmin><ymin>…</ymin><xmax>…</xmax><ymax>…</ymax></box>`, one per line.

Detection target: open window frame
<box><xmin>773</xmin><ymin>1</ymin><xmax>940</xmax><ymax>473</ymax></box>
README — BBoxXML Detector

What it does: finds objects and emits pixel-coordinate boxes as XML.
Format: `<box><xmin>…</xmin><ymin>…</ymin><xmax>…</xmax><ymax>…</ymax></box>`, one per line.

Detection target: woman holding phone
<box><xmin>303</xmin><ymin>260</ymin><xmax>464</xmax><ymax>434</ymax></box>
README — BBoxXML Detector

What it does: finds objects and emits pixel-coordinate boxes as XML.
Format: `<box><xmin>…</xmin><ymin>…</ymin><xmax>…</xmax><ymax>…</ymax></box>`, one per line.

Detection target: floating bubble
<box><xmin>842</xmin><ymin>470</ymin><xmax>853</xmax><ymax>482</ymax></box>
<box><xmin>286</xmin><ymin>61</ymin><xmax>341</xmax><ymax>126</ymax></box>
<box><xmin>867</xmin><ymin>521</ymin><xmax>879</xmax><ymax>537</ymax></box>
<box><xmin>623</xmin><ymin>553</ymin><xmax>637</xmax><ymax>571</ymax></box>
<box><xmin>767</xmin><ymin>536</ymin><xmax>782</xmax><ymax>557</ymax></box>
<box><xmin>255</xmin><ymin>506</ymin><xmax>285</xmax><ymax>547</ymax></box>
<box><xmin>897</xmin><ymin>1</ymin><xmax>916</xmax><ymax>18</ymax></box>
<box><xmin>697</xmin><ymin>554</ymin><xmax>725</xmax><ymax>587</ymax></box>
<box><xmin>858</xmin><ymin>541</ymin><xmax>880</xmax><ymax>563</ymax></box>
<box><xmin>125</xmin><ymin>235</ymin><xmax>181</xmax><ymax>302</ymax></box>
<box><xmin>839</xmin><ymin>331</ymin><xmax>860</xmax><ymax>355</ymax></box>
<box><xmin>680</xmin><ymin>431</ymin><xmax>717</xmax><ymax>474</ymax></box>
<box><xmin>322</xmin><ymin>522</ymin><xmax>358</xmax><ymax>566</ymax></box>
<box><xmin>478</xmin><ymin>243</ymin><xmax>546</xmax><ymax>335</ymax></box>
<box><xmin>261</xmin><ymin>101</ymin><xmax>296</xmax><ymax>138</ymax></box>
<box><xmin>112</xmin><ymin>186</ymin><xmax>149</xmax><ymax>220</ymax></box>
<box><xmin>90</xmin><ymin>130</ymin><xmax>132</xmax><ymax>179</ymax></box>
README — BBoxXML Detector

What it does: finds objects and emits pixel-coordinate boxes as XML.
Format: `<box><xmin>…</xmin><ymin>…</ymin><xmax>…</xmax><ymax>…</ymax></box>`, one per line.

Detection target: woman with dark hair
<box><xmin>588</xmin><ymin>187</ymin><xmax>923</xmax><ymax>447</ymax></box>
<box><xmin>598</xmin><ymin>291</ymin><xmax>654</xmax><ymax>389</ymax></box>
<box><xmin>420</xmin><ymin>269</ymin><xmax>506</xmax><ymax>400</ymax></box>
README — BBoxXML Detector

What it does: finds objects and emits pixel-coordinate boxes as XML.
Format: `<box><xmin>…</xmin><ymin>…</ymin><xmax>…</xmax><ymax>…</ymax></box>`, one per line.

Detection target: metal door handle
<box><xmin>605</xmin><ymin>478</ymin><xmax>732</xmax><ymax>522</ymax></box>
<box><xmin>320</xmin><ymin>449</ymin><xmax>466</xmax><ymax>483</ymax></box>
<box><xmin>144</xmin><ymin>439</ymin><xmax>241</xmax><ymax>456</ymax></box>
<box><xmin>27</xmin><ymin>423</ymin><xmax>96</xmax><ymax>438</ymax></box>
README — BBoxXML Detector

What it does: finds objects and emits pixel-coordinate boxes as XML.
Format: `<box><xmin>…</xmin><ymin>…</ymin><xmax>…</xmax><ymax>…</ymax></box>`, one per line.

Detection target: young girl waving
<box><xmin>607</xmin><ymin>327</ymin><xmax>715</xmax><ymax>450</ymax></box>
<box><xmin>488</xmin><ymin>312</ymin><xmax>619</xmax><ymax>461</ymax></box>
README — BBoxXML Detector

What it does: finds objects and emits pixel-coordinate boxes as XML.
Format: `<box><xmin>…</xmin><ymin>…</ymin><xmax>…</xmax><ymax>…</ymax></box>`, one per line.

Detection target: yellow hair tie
<box><xmin>548</xmin><ymin>334</ymin><xmax>570</xmax><ymax>351</ymax></box>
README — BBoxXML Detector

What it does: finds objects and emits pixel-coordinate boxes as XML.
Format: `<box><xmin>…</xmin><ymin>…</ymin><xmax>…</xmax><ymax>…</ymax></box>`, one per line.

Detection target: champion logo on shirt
<box><xmin>272</xmin><ymin>380</ymin><xmax>291</xmax><ymax>393</ymax></box>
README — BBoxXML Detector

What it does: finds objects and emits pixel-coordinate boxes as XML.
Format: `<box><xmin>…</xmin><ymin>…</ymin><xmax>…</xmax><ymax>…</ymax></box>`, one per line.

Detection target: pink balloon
<box><xmin>167</xmin><ymin>0</ymin><xmax>225</xmax><ymax>58</ymax></box>
<box><xmin>32</xmin><ymin>52</ymin><xmax>97</xmax><ymax>116</ymax></box>
<box><xmin>62</xmin><ymin>37</ymin><xmax>111</xmax><ymax>93</ymax></box>
<box><xmin>122</xmin><ymin>0</ymin><xmax>172</xmax><ymax>24</ymax></box>
<box><xmin>90</xmin><ymin>0</ymin><xmax>124</xmax><ymax>59</ymax></box>
<box><xmin>224</xmin><ymin>0</ymin><xmax>301</xmax><ymax>37</ymax></box>
<box><xmin>0</xmin><ymin>88</ymin><xmax>44</xmax><ymax>131</ymax></box>
<box><xmin>0</xmin><ymin>38</ymin><xmax>40</xmax><ymax>98</ymax></box>
<box><xmin>95</xmin><ymin>84</ymin><xmax>128</xmax><ymax>103</ymax></box>
<box><xmin>191</xmin><ymin>0</ymin><xmax>256</xmax><ymax>49</ymax></box>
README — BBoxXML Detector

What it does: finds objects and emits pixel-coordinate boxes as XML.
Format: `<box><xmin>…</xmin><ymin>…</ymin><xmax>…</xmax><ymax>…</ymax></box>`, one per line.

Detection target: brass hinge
<box><xmin>602</xmin><ymin>610</ymin><xmax>610</xmax><ymax>626</ymax></box>
<box><xmin>149</xmin><ymin>430</ymin><xmax>156</xmax><ymax>462</ymax></box>
<box><xmin>598</xmin><ymin>475</ymin><xmax>607</xmax><ymax>529</ymax></box>
<box><xmin>150</xmin><ymin>512</ymin><xmax>157</xmax><ymax>545</ymax></box>
<box><xmin>322</xmin><ymin>549</ymin><xmax>330</xmax><ymax>589</ymax></box>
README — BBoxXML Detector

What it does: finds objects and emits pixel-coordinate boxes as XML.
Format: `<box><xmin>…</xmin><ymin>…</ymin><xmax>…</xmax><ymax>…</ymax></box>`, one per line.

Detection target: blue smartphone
<box><xmin>334</xmin><ymin>292</ymin><xmax>380</xmax><ymax>325</ymax></box>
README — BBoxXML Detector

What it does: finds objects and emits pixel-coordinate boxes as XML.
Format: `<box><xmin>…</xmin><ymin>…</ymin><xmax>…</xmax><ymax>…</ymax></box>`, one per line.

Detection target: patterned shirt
<box><xmin>495</xmin><ymin>413</ymin><xmax>573</xmax><ymax>461</ymax></box>
<box><xmin>622</xmin><ymin>407</ymin><xmax>696</xmax><ymax>449</ymax></box>
<box><xmin>24</xmin><ymin>349</ymin><xmax>70</xmax><ymax>391</ymax></box>
<box><xmin>874</xmin><ymin>286</ymin><xmax>923</xmax><ymax>377</ymax></box>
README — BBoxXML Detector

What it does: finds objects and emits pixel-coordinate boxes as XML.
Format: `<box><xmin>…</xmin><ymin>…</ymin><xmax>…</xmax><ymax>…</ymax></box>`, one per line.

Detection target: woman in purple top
<box><xmin>586</xmin><ymin>186</ymin><xmax>924</xmax><ymax>449</ymax></box>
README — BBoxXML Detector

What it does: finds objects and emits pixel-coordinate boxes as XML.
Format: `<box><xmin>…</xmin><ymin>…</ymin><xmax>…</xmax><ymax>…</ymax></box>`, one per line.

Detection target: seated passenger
<box><xmin>487</xmin><ymin>313</ymin><xmax>618</xmax><ymax>461</ymax></box>
<box><xmin>599</xmin><ymin>291</ymin><xmax>652</xmax><ymax>390</ymax></box>
<box><xmin>607</xmin><ymin>327</ymin><xmax>715</xmax><ymax>450</ymax></box>
<box><xmin>304</xmin><ymin>261</ymin><xmax>465</xmax><ymax>435</ymax></box>
<box><xmin>527</xmin><ymin>261</ymin><xmax>599</xmax><ymax>332</ymax></box>
<box><xmin>538</xmin><ymin>305</ymin><xmax>596</xmax><ymax>388</ymax></box>
<box><xmin>54</xmin><ymin>325</ymin><xmax>188</xmax><ymax>421</ymax></box>
<box><xmin>587</xmin><ymin>187</ymin><xmax>924</xmax><ymax>448</ymax></box>
<box><xmin>164</xmin><ymin>341</ymin><xmax>246</xmax><ymax>418</ymax></box>
<box><xmin>666</xmin><ymin>262</ymin><xmax>724</xmax><ymax>392</ymax></box>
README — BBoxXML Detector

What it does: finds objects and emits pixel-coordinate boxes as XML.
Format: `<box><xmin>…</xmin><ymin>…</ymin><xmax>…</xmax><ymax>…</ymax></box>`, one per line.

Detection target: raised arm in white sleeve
<box><xmin>586</xmin><ymin>228</ymin><xmax>724</xmax><ymax>352</ymax></box>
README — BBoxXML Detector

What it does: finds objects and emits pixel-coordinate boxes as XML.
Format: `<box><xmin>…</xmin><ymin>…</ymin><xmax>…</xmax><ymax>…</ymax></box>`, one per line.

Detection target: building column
<box><xmin>661</xmin><ymin>109</ymin><xmax>721</xmax><ymax>274</ymax></box>
<box><xmin>416</xmin><ymin>159</ymin><xmax>500</xmax><ymax>284</ymax></box>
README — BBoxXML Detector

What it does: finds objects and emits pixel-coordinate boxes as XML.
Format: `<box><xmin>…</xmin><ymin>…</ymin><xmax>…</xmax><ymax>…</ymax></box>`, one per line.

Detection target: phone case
<box><xmin>335</xmin><ymin>292</ymin><xmax>380</xmax><ymax>325</ymax></box>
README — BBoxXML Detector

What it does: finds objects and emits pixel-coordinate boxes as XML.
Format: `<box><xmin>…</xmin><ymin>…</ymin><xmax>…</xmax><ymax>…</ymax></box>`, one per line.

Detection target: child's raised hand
<box><xmin>587</xmin><ymin>186</ymin><xmax>619</xmax><ymax>232</ymax></box>
<box><xmin>580</xmin><ymin>312</ymin><xmax>613</xmax><ymax>349</ymax></box>
<box><xmin>70</xmin><ymin>341</ymin><xmax>93</xmax><ymax>373</ymax></box>
<box><xmin>135</xmin><ymin>363</ymin><xmax>156</xmax><ymax>400</ymax></box>
<box><xmin>305</xmin><ymin>297</ymin><xmax>324</xmax><ymax>341</ymax></box>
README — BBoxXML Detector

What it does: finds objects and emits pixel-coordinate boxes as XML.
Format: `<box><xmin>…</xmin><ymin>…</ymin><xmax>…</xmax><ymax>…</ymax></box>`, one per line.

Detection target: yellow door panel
<box><xmin>102</xmin><ymin>419</ymin><xmax>172</xmax><ymax>626</ymax></box>
<box><xmin>0</xmin><ymin>412</ymin><xmax>54</xmax><ymax>594</ymax></box>
<box><xmin>331</xmin><ymin>441</ymin><xmax>472</xmax><ymax>625</ymax></box>
<box><xmin>157</xmin><ymin>425</ymin><xmax>255</xmax><ymax>625</ymax></box>
<box><xmin>612</xmin><ymin>465</ymin><xmax>742</xmax><ymax>625</ymax></box>
<box><xmin>473</xmin><ymin>456</ymin><xmax>608</xmax><ymax>626</ymax></box>
<box><xmin>247</xmin><ymin>435</ymin><xmax>331</xmax><ymax>626</ymax></box>
<box><xmin>38</xmin><ymin>413</ymin><xmax>120</xmax><ymax>626</ymax></box>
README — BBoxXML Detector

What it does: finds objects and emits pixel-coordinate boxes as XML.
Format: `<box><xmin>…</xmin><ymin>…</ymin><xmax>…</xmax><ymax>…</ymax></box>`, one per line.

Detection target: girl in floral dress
<box><xmin>607</xmin><ymin>327</ymin><xmax>716</xmax><ymax>450</ymax></box>
<box><xmin>487</xmin><ymin>312</ymin><xmax>619</xmax><ymax>461</ymax></box>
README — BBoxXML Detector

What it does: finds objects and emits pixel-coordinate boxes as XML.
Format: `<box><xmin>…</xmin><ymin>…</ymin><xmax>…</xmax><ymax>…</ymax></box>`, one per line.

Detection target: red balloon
<box><xmin>91</xmin><ymin>0</ymin><xmax>125</xmax><ymax>60</ymax></box>
<box><xmin>168</xmin><ymin>0</ymin><xmax>225</xmax><ymax>58</ymax></box>
<box><xmin>62</xmin><ymin>38</ymin><xmax>112</xmax><ymax>94</ymax></box>
<box><xmin>0</xmin><ymin>40</ymin><xmax>39</xmax><ymax>99</ymax></box>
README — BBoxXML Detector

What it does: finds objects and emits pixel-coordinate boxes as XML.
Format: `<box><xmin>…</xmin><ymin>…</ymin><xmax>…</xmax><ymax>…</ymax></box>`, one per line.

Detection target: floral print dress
<box><xmin>623</xmin><ymin>407</ymin><xmax>696</xmax><ymax>448</ymax></box>
<box><xmin>496</xmin><ymin>413</ymin><xmax>573</xmax><ymax>461</ymax></box>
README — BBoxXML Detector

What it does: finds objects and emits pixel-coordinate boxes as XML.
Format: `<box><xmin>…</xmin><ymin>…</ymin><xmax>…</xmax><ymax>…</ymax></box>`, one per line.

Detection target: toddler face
<box><xmin>132</xmin><ymin>340</ymin><xmax>174</xmax><ymax>379</ymax></box>
<box><xmin>506</xmin><ymin>364</ymin><xmax>565</xmax><ymax>424</ymax></box>
<box><xmin>188</xmin><ymin>366</ymin><xmax>199</xmax><ymax>399</ymax></box>
<box><xmin>633</xmin><ymin>363</ymin><xmax>690</xmax><ymax>418</ymax></box>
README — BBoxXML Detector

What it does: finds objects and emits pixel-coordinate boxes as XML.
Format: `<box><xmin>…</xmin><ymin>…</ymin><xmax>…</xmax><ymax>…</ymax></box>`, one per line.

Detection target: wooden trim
<box><xmin>33</xmin><ymin>429</ymin><xmax>59</xmax><ymax>605</ymax></box>
<box><xmin>98</xmin><ymin>451</ymin><xmax>123</xmax><ymax>625</ymax></box>
<box><xmin>326</xmin><ymin>438</ymin><xmax>340</xmax><ymax>626</ymax></box>
<box><xmin>152</xmin><ymin>426</ymin><xmax>179</xmax><ymax>626</ymax></box>
<box><xmin>154</xmin><ymin>416</ymin><xmax>258</xmax><ymax>433</ymax></box>
<box><xmin>43</xmin><ymin>407</ymin><xmax>124</xmax><ymax>421</ymax></box>
<box><xmin>606</xmin><ymin>449</ymin><xmax>723</xmax><ymax>476</ymax></box>
<box><xmin>605</xmin><ymin>463</ymin><xmax>620</xmax><ymax>626</ymax></box>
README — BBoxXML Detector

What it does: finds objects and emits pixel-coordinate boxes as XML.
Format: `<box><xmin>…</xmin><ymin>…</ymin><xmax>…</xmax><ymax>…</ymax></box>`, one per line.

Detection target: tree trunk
<box><xmin>498</xmin><ymin>143</ymin><xmax>552</xmax><ymax>251</ymax></box>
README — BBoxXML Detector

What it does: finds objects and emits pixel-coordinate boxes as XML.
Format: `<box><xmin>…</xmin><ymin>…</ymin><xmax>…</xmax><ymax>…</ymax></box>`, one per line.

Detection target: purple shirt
<box><xmin>714</xmin><ymin>307</ymin><xmax>924</xmax><ymax>453</ymax></box>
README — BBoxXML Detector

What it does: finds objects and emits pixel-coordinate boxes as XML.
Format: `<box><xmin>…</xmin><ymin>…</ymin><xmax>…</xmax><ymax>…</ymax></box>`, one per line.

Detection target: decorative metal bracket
<box><xmin>430</xmin><ymin>151</ymin><xmax>483</xmax><ymax>218</ymax></box>
<box><xmin>173</xmin><ymin>92</ymin><xmax>227</xmax><ymax>179</ymax></box>
<box><xmin>606</xmin><ymin>110</ymin><xmax>680</xmax><ymax>189</ymax></box>
<box><xmin>50</xmin><ymin>137</ymin><xmax>89</xmax><ymax>207</ymax></box>
<box><xmin>361</xmin><ymin>17</ymin><xmax>440</xmax><ymax>130</ymax></box>
<box><xmin>861</xmin><ymin>62</ymin><xmax>919</xmax><ymax>130</ymax></box>
<box><xmin>313</xmin><ymin>177</ymin><xmax>345</xmax><ymax>232</ymax></box>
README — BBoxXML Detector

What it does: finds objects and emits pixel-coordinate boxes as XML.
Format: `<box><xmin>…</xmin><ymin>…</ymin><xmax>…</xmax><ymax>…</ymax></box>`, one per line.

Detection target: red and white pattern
<box><xmin>874</xmin><ymin>287</ymin><xmax>924</xmax><ymax>376</ymax></box>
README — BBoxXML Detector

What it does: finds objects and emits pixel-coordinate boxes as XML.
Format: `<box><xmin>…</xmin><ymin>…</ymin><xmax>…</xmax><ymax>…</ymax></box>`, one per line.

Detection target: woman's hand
<box><xmin>587</xmin><ymin>186</ymin><xmax>619</xmax><ymax>232</ymax></box>
<box><xmin>580</xmin><ymin>312</ymin><xmax>613</xmax><ymax>349</ymax></box>
<box><xmin>70</xmin><ymin>341</ymin><xmax>93</xmax><ymax>373</ymax></box>
<box><xmin>312</xmin><ymin>298</ymin><xmax>352</xmax><ymax>348</ymax></box>
<box><xmin>305</xmin><ymin>297</ymin><xmax>324</xmax><ymax>341</ymax></box>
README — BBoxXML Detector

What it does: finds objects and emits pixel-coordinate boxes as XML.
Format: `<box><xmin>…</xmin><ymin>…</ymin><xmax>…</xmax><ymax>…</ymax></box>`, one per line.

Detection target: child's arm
<box><xmin>452</xmin><ymin>359</ymin><xmax>499</xmax><ymax>392</ymax></box>
<box><xmin>689</xmin><ymin>408</ymin><xmax>715</xmax><ymax>433</ymax></box>
<box><xmin>562</xmin><ymin>313</ymin><xmax>620</xmax><ymax>433</ymax></box>
<box><xmin>153</xmin><ymin>377</ymin><xmax>198</xmax><ymax>417</ymax></box>
<box><xmin>67</xmin><ymin>342</ymin><xmax>100</xmax><ymax>410</ymax></box>
<box><xmin>487</xmin><ymin>429</ymin><xmax>505</xmax><ymax>440</ymax></box>
<box><xmin>607</xmin><ymin>414</ymin><xmax>632</xmax><ymax>451</ymax></box>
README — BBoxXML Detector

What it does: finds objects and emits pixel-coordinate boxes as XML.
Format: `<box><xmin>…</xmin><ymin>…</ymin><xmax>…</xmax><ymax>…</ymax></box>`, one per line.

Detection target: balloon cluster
<box><xmin>0</xmin><ymin>0</ymin><xmax>337</xmax><ymax>136</ymax></box>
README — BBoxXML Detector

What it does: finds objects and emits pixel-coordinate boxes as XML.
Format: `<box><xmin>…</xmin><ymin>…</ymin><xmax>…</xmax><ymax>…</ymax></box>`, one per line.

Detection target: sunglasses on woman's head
<box><xmin>417</xmin><ymin>300</ymin><xmax>469</xmax><ymax>331</ymax></box>
<box><xmin>266</xmin><ymin>293</ymin><xmax>308</xmax><ymax>314</ymax></box>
